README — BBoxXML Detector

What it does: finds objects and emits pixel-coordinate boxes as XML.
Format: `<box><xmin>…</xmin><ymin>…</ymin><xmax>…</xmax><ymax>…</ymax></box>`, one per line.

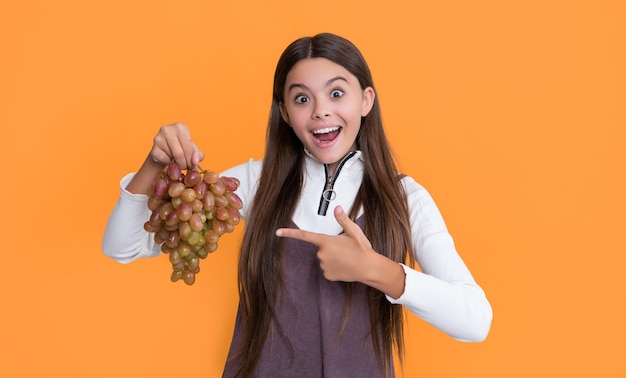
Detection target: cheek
<box><xmin>350</xmin><ymin>103</ymin><xmax>366</xmax><ymax>121</ymax></box>
<box><xmin>290</xmin><ymin>109</ymin><xmax>310</xmax><ymax>125</ymax></box>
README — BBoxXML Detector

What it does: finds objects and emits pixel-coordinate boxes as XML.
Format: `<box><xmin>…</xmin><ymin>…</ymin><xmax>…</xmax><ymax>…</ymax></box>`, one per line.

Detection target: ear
<box><xmin>361</xmin><ymin>87</ymin><xmax>375</xmax><ymax>117</ymax></box>
<box><xmin>279</xmin><ymin>102</ymin><xmax>291</xmax><ymax>125</ymax></box>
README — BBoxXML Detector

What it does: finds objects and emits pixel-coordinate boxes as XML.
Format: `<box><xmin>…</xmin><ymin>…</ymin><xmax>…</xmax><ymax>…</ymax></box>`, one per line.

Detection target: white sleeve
<box><xmin>102</xmin><ymin>173</ymin><xmax>161</xmax><ymax>264</ymax></box>
<box><xmin>386</xmin><ymin>178</ymin><xmax>493</xmax><ymax>342</ymax></box>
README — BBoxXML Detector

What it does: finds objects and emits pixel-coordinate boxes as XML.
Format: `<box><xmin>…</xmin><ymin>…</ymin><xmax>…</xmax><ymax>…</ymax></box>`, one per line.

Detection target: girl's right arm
<box><xmin>102</xmin><ymin>123</ymin><xmax>204</xmax><ymax>263</ymax></box>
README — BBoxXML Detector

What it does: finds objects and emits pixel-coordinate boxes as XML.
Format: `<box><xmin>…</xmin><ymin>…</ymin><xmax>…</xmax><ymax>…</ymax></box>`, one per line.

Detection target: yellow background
<box><xmin>1</xmin><ymin>0</ymin><xmax>624</xmax><ymax>377</ymax></box>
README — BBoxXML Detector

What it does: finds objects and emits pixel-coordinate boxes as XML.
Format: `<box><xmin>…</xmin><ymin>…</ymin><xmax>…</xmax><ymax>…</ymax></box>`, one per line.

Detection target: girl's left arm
<box><xmin>386</xmin><ymin>178</ymin><xmax>493</xmax><ymax>342</ymax></box>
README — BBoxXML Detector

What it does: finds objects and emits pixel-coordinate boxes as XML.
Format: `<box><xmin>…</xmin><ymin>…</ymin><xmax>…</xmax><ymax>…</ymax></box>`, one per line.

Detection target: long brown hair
<box><xmin>231</xmin><ymin>32</ymin><xmax>415</xmax><ymax>377</ymax></box>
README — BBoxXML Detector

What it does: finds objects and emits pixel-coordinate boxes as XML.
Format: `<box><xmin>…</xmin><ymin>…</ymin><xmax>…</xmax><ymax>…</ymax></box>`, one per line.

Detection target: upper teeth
<box><xmin>313</xmin><ymin>127</ymin><xmax>340</xmax><ymax>134</ymax></box>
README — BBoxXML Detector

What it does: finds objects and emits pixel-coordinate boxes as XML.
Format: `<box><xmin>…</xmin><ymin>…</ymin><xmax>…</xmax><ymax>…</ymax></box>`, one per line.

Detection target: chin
<box><xmin>319</xmin><ymin>152</ymin><xmax>349</xmax><ymax>165</ymax></box>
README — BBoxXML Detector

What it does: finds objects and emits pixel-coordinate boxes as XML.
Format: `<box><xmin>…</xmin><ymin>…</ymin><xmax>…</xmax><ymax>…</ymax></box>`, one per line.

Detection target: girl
<box><xmin>103</xmin><ymin>32</ymin><xmax>492</xmax><ymax>378</ymax></box>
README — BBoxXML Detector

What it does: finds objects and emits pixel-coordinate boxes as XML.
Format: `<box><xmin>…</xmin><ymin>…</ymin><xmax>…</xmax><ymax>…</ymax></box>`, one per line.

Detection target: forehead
<box><xmin>285</xmin><ymin>58</ymin><xmax>357</xmax><ymax>88</ymax></box>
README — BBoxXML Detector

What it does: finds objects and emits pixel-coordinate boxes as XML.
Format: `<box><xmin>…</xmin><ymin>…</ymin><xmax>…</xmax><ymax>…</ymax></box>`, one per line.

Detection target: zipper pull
<box><xmin>318</xmin><ymin>167</ymin><xmax>334</xmax><ymax>215</ymax></box>
<box><xmin>316</xmin><ymin>151</ymin><xmax>356</xmax><ymax>216</ymax></box>
<box><xmin>322</xmin><ymin>174</ymin><xmax>337</xmax><ymax>202</ymax></box>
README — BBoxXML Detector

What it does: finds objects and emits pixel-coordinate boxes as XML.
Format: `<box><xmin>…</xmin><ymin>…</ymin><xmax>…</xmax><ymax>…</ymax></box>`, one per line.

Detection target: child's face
<box><xmin>279</xmin><ymin>58</ymin><xmax>375</xmax><ymax>172</ymax></box>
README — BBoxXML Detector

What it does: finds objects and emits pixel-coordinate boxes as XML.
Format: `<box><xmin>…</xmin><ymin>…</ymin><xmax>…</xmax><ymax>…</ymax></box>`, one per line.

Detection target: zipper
<box><xmin>317</xmin><ymin>151</ymin><xmax>357</xmax><ymax>216</ymax></box>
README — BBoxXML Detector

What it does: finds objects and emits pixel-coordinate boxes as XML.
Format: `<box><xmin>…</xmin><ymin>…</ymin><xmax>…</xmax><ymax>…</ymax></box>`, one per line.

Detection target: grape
<box><xmin>212</xmin><ymin>219</ymin><xmax>227</xmax><ymax>236</ymax></box>
<box><xmin>172</xmin><ymin>261</ymin><xmax>186</xmax><ymax>271</ymax></box>
<box><xmin>196</xmin><ymin>248</ymin><xmax>209</xmax><ymax>259</ymax></box>
<box><xmin>204</xmin><ymin>230</ymin><xmax>219</xmax><ymax>244</ymax></box>
<box><xmin>164</xmin><ymin>223</ymin><xmax>178</xmax><ymax>232</ymax></box>
<box><xmin>203</xmin><ymin>170</ymin><xmax>219</xmax><ymax>184</ymax></box>
<box><xmin>171</xmin><ymin>270</ymin><xmax>183</xmax><ymax>282</ymax></box>
<box><xmin>144</xmin><ymin>161</ymin><xmax>244</xmax><ymax>285</ymax></box>
<box><xmin>148</xmin><ymin>196</ymin><xmax>163</xmax><ymax>211</ymax></box>
<box><xmin>154</xmin><ymin>231</ymin><xmax>166</xmax><ymax>245</ymax></box>
<box><xmin>167</xmin><ymin>163</ymin><xmax>182</xmax><ymax>181</ymax></box>
<box><xmin>189</xmin><ymin>213</ymin><xmax>204</xmax><ymax>232</ymax></box>
<box><xmin>178</xmin><ymin>222</ymin><xmax>192</xmax><ymax>240</ymax></box>
<box><xmin>184</xmin><ymin>170</ymin><xmax>201</xmax><ymax>187</ymax></box>
<box><xmin>159</xmin><ymin>202</ymin><xmax>175</xmax><ymax>221</ymax></box>
<box><xmin>181</xmin><ymin>188</ymin><xmax>196</xmax><ymax>203</ymax></box>
<box><xmin>187</xmin><ymin>231</ymin><xmax>205</xmax><ymax>247</ymax></box>
<box><xmin>182</xmin><ymin>270</ymin><xmax>195</xmax><ymax>285</ymax></box>
<box><xmin>171</xmin><ymin>196</ymin><xmax>183</xmax><ymax>209</ymax></box>
<box><xmin>152</xmin><ymin>178</ymin><xmax>169</xmax><ymax>199</ymax></box>
<box><xmin>178</xmin><ymin>241</ymin><xmax>192</xmax><ymax>258</ymax></box>
<box><xmin>158</xmin><ymin>227</ymin><xmax>169</xmax><ymax>242</ymax></box>
<box><xmin>191</xmin><ymin>199</ymin><xmax>203</xmax><ymax>213</ymax></box>
<box><xmin>216</xmin><ymin>207</ymin><xmax>229</xmax><ymax>221</ymax></box>
<box><xmin>225</xmin><ymin>192</ymin><xmax>243</xmax><ymax>210</ymax></box>
<box><xmin>203</xmin><ymin>192</ymin><xmax>216</xmax><ymax>211</ymax></box>
<box><xmin>168</xmin><ymin>182</ymin><xmax>185</xmax><ymax>198</ymax></box>
<box><xmin>221</xmin><ymin>176</ymin><xmax>240</xmax><ymax>192</ymax></box>
<box><xmin>205</xmin><ymin>209</ymin><xmax>215</xmax><ymax>221</ymax></box>
<box><xmin>187</xmin><ymin>257</ymin><xmax>199</xmax><ymax>272</ymax></box>
<box><xmin>143</xmin><ymin>222</ymin><xmax>160</xmax><ymax>233</ymax></box>
<box><xmin>165</xmin><ymin>231</ymin><xmax>180</xmax><ymax>249</ymax></box>
<box><xmin>177</xmin><ymin>202</ymin><xmax>193</xmax><ymax>222</ymax></box>
<box><xmin>164</xmin><ymin>211</ymin><xmax>180</xmax><ymax>227</ymax></box>
<box><xmin>210</xmin><ymin>180</ymin><xmax>226</xmax><ymax>196</ymax></box>
<box><xmin>224</xmin><ymin>222</ymin><xmax>235</xmax><ymax>234</ymax></box>
<box><xmin>193</xmin><ymin>180</ymin><xmax>208</xmax><ymax>199</ymax></box>
<box><xmin>214</xmin><ymin>195</ymin><xmax>229</xmax><ymax>208</ymax></box>
<box><xmin>169</xmin><ymin>251</ymin><xmax>182</xmax><ymax>265</ymax></box>
<box><xmin>227</xmin><ymin>207</ymin><xmax>241</xmax><ymax>225</ymax></box>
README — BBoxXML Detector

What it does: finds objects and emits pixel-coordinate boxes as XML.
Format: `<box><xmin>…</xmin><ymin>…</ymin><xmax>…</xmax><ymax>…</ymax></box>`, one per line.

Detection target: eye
<box><xmin>295</xmin><ymin>95</ymin><xmax>309</xmax><ymax>104</ymax></box>
<box><xmin>330</xmin><ymin>89</ymin><xmax>344</xmax><ymax>98</ymax></box>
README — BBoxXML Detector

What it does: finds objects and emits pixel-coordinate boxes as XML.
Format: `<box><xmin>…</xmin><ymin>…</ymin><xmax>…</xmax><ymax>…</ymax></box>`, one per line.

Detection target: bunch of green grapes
<box><xmin>144</xmin><ymin>162</ymin><xmax>243</xmax><ymax>285</ymax></box>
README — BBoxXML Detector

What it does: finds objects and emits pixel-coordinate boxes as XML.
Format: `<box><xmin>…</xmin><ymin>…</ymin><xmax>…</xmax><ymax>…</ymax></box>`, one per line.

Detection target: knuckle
<box><xmin>171</xmin><ymin>151</ymin><xmax>186</xmax><ymax>164</ymax></box>
<box><xmin>160</xmin><ymin>124</ymin><xmax>173</xmax><ymax>134</ymax></box>
<box><xmin>153</xmin><ymin>132</ymin><xmax>164</xmax><ymax>144</ymax></box>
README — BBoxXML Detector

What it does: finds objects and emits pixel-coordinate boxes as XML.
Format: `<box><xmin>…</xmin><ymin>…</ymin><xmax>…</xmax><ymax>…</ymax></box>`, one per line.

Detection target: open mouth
<box><xmin>312</xmin><ymin>126</ymin><xmax>342</xmax><ymax>143</ymax></box>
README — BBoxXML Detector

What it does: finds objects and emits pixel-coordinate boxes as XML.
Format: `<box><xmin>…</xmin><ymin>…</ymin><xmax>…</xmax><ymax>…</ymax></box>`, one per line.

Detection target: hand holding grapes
<box><xmin>150</xmin><ymin>122</ymin><xmax>204</xmax><ymax>170</ymax></box>
<box><xmin>127</xmin><ymin>122</ymin><xmax>203</xmax><ymax>195</ymax></box>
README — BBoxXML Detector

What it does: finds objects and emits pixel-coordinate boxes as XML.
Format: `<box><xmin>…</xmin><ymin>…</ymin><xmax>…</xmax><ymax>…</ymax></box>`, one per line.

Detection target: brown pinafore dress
<box><xmin>222</xmin><ymin>217</ymin><xmax>393</xmax><ymax>378</ymax></box>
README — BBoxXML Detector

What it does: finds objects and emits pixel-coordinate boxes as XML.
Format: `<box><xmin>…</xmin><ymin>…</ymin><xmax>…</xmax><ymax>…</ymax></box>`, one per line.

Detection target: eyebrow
<box><xmin>287</xmin><ymin>75</ymin><xmax>349</xmax><ymax>92</ymax></box>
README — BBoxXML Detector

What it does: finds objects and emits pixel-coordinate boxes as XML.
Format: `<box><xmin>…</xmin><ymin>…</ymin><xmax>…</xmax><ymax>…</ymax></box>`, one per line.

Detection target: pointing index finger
<box><xmin>276</xmin><ymin>228</ymin><xmax>326</xmax><ymax>246</ymax></box>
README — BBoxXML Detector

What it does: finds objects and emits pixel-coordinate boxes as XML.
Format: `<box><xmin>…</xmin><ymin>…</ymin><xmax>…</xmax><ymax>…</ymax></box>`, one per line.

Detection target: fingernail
<box><xmin>275</xmin><ymin>229</ymin><xmax>283</xmax><ymax>236</ymax></box>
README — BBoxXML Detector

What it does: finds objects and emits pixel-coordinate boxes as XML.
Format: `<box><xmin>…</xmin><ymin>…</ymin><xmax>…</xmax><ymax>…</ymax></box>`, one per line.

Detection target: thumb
<box><xmin>333</xmin><ymin>206</ymin><xmax>360</xmax><ymax>236</ymax></box>
<box><xmin>334</xmin><ymin>206</ymin><xmax>372</xmax><ymax>249</ymax></box>
<box><xmin>191</xmin><ymin>142</ymin><xmax>204</xmax><ymax>169</ymax></box>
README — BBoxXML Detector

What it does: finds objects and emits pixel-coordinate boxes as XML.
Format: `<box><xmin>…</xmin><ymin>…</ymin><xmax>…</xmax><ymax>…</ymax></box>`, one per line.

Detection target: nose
<box><xmin>312</xmin><ymin>99</ymin><xmax>331</xmax><ymax>119</ymax></box>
